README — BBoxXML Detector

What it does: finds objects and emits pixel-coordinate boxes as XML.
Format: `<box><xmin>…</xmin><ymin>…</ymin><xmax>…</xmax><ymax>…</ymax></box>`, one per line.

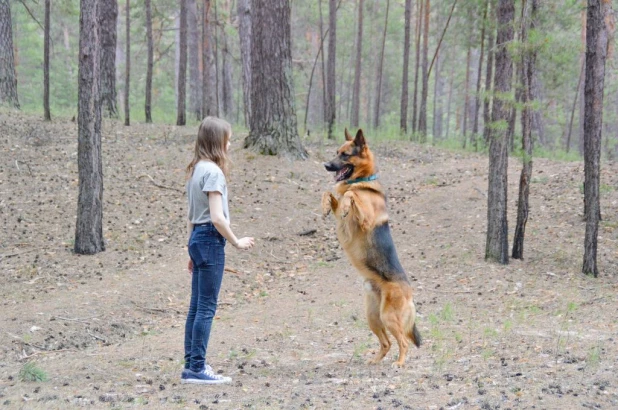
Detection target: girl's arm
<box><xmin>208</xmin><ymin>191</ymin><xmax>254</xmax><ymax>249</ymax></box>
<box><xmin>187</xmin><ymin>220</ymin><xmax>194</xmax><ymax>242</ymax></box>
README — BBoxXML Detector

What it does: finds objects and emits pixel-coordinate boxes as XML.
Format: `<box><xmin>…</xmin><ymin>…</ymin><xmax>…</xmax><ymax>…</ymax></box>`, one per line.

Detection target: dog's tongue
<box><xmin>335</xmin><ymin>169</ymin><xmax>345</xmax><ymax>181</ymax></box>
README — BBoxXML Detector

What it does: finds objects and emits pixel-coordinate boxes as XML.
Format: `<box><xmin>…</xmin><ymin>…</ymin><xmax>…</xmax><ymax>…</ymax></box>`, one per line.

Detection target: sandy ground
<box><xmin>1</xmin><ymin>111</ymin><xmax>617</xmax><ymax>409</ymax></box>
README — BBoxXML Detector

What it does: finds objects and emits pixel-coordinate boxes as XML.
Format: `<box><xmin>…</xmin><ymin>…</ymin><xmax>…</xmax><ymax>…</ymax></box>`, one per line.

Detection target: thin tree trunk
<box><xmin>400</xmin><ymin>0</ymin><xmax>412</xmax><ymax>133</ymax></box>
<box><xmin>582</xmin><ymin>0</ymin><xmax>610</xmax><ymax>277</ymax></box>
<box><xmin>75</xmin><ymin>0</ymin><xmax>104</xmax><ymax>254</ymax></box>
<box><xmin>428</xmin><ymin>0</ymin><xmax>458</xmax><ymax>78</ymax></box>
<box><xmin>578</xmin><ymin>2</ymin><xmax>587</xmax><ymax>156</ymax></box>
<box><xmin>202</xmin><ymin>0</ymin><xmax>216</xmax><ymax>117</ymax></box>
<box><xmin>432</xmin><ymin>50</ymin><xmax>444</xmax><ymax>142</ymax></box>
<box><xmin>513</xmin><ymin>0</ymin><xmax>536</xmax><ymax>260</ymax></box>
<box><xmin>418</xmin><ymin>0</ymin><xmax>430</xmax><ymax>142</ymax></box>
<box><xmin>0</xmin><ymin>0</ymin><xmax>20</xmax><ymax>108</ymax></box>
<box><xmin>445</xmin><ymin>62</ymin><xmax>455</xmax><ymax>138</ymax></box>
<box><xmin>411</xmin><ymin>0</ymin><xmax>423</xmax><ymax>135</ymax></box>
<box><xmin>124</xmin><ymin>0</ymin><xmax>130</xmax><ymax>126</ymax></box>
<box><xmin>304</xmin><ymin>28</ymin><xmax>328</xmax><ymax>135</ymax></box>
<box><xmin>176</xmin><ymin>0</ymin><xmax>187</xmax><ymax>125</ymax></box>
<box><xmin>237</xmin><ymin>0</ymin><xmax>251</xmax><ymax>126</ymax></box>
<box><xmin>482</xmin><ymin>2</ymin><xmax>495</xmax><ymax>145</ymax></box>
<box><xmin>221</xmin><ymin>17</ymin><xmax>233</xmax><ymax>118</ymax></box>
<box><xmin>462</xmin><ymin>44</ymin><xmax>472</xmax><ymax>148</ymax></box>
<box><xmin>144</xmin><ymin>0</ymin><xmax>153</xmax><ymax>123</ymax></box>
<box><xmin>100</xmin><ymin>0</ymin><xmax>118</xmax><ymax>118</ymax></box>
<box><xmin>319</xmin><ymin>0</ymin><xmax>327</xmax><ymax>126</ymax></box>
<box><xmin>372</xmin><ymin>0</ymin><xmax>389</xmax><ymax>129</ymax></box>
<box><xmin>472</xmin><ymin>0</ymin><xmax>489</xmax><ymax>150</ymax></box>
<box><xmin>213</xmin><ymin>0</ymin><xmax>219</xmax><ymax>116</ymax></box>
<box><xmin>485</xmin><ymin>0</ymin><xmax>514</xmax><ymax>265</ymax></box>
<box><xmin>350</xmin><ymin>0</ymin><xmax>363</xmax><ymax>128</ymax></box>
<box><xmin>187</xmin><ymin>0</ymin><xmax>201</xmax><ymax>119</ymax></box>
<box><xmin>566</xmin><ymin>60</ymin><xmax>585</xmax><ymax>152</ymax></box>
<box><xmin>43</xmin><ymin>0</ymin><xmax>51</xmax><ymax>120</ymax></box>
<box><xmin>326</xmin><ymin>0</ymin><xmax>337</xmax><ymax>138</ymax></box>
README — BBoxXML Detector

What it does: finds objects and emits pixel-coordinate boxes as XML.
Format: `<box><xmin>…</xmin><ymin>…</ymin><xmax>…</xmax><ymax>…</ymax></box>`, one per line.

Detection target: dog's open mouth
<box><xmin>335</xmin><ymin>165</ymin><xmax>353</xmax><ymax>182</ymax></box>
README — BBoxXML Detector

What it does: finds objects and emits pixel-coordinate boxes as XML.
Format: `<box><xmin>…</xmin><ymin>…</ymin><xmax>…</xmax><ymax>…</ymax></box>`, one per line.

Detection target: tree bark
<box><xmin>326</xmin><ymin>0</ymin><xmax>337</xmax><ymax>138</ymax></box>
<box><xmin>144</xmin><ymin>0</ymin><xmax>153</xmax><ymax>123</ymax></box>
<box><xmin>411</xmin><ymin>0</ymin><xmax>423</xmax><ymax>135</ymax></box>
<box><xmin>176</xmin><ymin>0</ymin><xmax>187</xmax><ymax>125</ymax></box>
<box><xmin>472</xmin><ymin>0</ymin><xmax>489</xmax><ymax>150</ymax></box>
<box><xmin>237</xmin><ymin>0</ymin><xmax>251</xmax><ymax>126</ymax></box>
<box><xmin>0</xmin><ymin>0</ymin><xmax>19</xmax><ymax>108</ymax></box>
<box><xmin>482</xmin><ymin>2</ymin><xmax>495</xmax><ymax>145</ymax></box>
<box><xmin>43</xmin><ymin>0</ymin><xmax>51</xmax><ymax>120</ymax></box>
<box><xmin>418</xmin><ymin>0</ymin><xmax>430</xmax><ymax>142</ymax></box>
<box><xmin>432</xmin><ymin>49</ymin><xmax>444</xmax><ymax>142</ymax></box>
<box><xmin>244</xmin><ymin>0</ymin><xmax>307</xmax><ymax>159</ymax></box>
<box><xmin>202</xmin><ymin>0</ymin><xmax>216</xmax><ymax>117</ymax></box>
<box><xmin>350</xmin><ymin>0</ymin><xmax>363</xmax><ymax>128</ymax></box>
<box><xmin>513</xmin><ymin>0</ymin><xmax>537</xmax><ymax>260</ymax></box>
<box><xmin>400</xmin><ymin>0</ymin><xmax>412</xmax><ymax>134</ymax></box>
<box><xmin>220</xmin><ymin>14</ymin><xmax>233</xmax><ymax>118</ymax></box>
<box><xmin>582</xmin><ymin>0</ymin><xmax>610</xmax><ymax>277</ymax></box>
<box><xmin>462</xmin><ymin>44</ymin><xmax>472</xmax><ymax>148</ymax></box>
<box><xmin>187</xmin><ymin>0</ymin><xmax>201</xmax><ymax>120</ymax></box>
<box><xmin>100</xmin><ymin>0</ymin><xmax>118</xmax><ymax>118</ymax></box>
<box><xmin>124</xmin><ymin>0</ymin><xmax>130</xmax><ymax>126</ymax></box>
<box><xmin>75</xmin><ymin>0</ymin><xmax>104</xmax><ymax>254</ymax></box>
<box><xmin>485</xmin><ymin>0</ymin><xmax>514</xmax><ymax>265</ymax></box>
<box><xmin>372</xmin><ymin>0</ymin><xmax>389</xmax><ymax>129</ymax></box>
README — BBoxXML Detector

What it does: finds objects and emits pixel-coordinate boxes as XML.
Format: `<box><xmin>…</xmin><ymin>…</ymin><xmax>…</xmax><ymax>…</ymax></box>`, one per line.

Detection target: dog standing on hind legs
<box><xmin>322</xmin><ymin>128</ymin><xmax>421</xmax><ymax>367</ymax></box>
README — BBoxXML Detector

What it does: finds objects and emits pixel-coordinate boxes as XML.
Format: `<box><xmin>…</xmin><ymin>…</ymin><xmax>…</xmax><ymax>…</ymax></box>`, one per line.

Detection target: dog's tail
<box><xmin>406</xmin><ymin>300</ymin><xmax>422</xmax><ymax>348</ymax></box>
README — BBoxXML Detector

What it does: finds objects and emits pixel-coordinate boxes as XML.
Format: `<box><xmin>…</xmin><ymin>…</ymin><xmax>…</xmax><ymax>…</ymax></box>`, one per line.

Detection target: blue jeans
<box><xmin>184</xmin><ymin>223</ymin><xmax>226</xmax><ymax>372</ymax></box>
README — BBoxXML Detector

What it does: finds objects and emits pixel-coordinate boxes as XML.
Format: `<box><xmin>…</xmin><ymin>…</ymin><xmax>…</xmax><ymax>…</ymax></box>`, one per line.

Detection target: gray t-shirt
<box><xmin>187</xmin><ymin>160</ymin><xmax>229</xmax><ymax>224</ymax></box>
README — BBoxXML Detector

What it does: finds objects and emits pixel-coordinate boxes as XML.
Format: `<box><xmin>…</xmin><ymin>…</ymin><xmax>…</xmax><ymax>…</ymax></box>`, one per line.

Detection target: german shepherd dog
<box><xmin>322</xmin><ymin>128</ymin><xmax>421</xmax><ymax>367</ymax></box>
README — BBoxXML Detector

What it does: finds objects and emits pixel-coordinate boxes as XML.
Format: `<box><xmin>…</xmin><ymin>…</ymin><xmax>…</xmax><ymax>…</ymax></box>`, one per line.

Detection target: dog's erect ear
<box><xmin>344</xmin><ymin>128</ymin><xmax>353</xmax><ymax>141</ymax></box>
<box><xmin>354</xmin><ymin>129</ymin><xmax>366</xmax><ymax>148</ymax></box>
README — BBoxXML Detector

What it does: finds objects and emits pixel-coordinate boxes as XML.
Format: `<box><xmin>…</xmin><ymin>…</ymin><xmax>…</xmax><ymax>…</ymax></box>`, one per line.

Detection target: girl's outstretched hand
<box><xmin>235</xmin><ymin>237</ymin><xmax>255</xmax><ymax>250</ymax></box>
<box><xmin>187</xmin><ymin>259</ymin><xmax>193</xmax><ymax>274</ymax></box>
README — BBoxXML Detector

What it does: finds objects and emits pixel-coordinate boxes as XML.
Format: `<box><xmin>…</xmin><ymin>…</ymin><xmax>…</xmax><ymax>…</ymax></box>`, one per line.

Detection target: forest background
<box><xmin>7</xmin><ymin>0</ymin><xmax>618</xmax><ymax>159</ymax></box>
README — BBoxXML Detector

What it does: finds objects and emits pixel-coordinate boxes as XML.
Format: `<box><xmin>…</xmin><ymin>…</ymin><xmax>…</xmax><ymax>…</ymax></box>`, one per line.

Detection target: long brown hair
<box><xmin>186</xmin><ymin>116</ymin><xmax>231</xmax><ymax>178</ymax></box>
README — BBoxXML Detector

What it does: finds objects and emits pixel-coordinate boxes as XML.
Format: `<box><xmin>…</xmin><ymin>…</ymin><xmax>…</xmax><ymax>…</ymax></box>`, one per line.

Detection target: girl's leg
<box><xmin>183</xmin><ymin>259</ymin><xmax>199</xmax><ymax>369</ymax></box>
<box><xmin>189</xmin><ymin>243</ymin><xmax>225</xmax><ymax>372</ymax></box>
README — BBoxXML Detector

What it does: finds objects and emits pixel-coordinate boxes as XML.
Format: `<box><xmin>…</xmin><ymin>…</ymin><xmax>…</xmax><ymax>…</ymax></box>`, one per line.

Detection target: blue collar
<box><xmin>346</xmin><ymin>174</ymin><xmax>378</xmax><ymax>185</ymax></box>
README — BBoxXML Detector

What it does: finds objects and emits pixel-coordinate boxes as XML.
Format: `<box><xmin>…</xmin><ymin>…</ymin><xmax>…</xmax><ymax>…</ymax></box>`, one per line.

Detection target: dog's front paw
<box><xmin>340</xmin><ymin>195</ymin><xmax>353</xmax><ymax>218</ymax></box>
<box><xmin>321</xmin><ymin>192</ymin><xmax>333</xmax><ymax>217</ymax></box>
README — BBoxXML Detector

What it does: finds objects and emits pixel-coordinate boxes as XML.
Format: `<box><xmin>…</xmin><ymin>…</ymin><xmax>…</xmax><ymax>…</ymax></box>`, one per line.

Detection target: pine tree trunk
<box><xmin>582</xmin><ymin>0</ymin><xmax>610</xmax><ymax>277</ymax></box>
<box><xmin>75</xmin><ymin>0</ymin><xmax>104</xmax><ymax>254</ymax></box>
<box><xmin>221</xmin><ymin>15</ymin><xmax>233</xmax><ymax>118</ymax></box>
<box><xmin>0</xmin><ymin>0</ymin><xmax>19</xmax><ymax>108</ymax></box>
<box><xmin>411</xmin><ymin>0</ymin><xmax>423</xmax><ymax>135</ymax></box>
<box><xmin>202</xmin><ymin>0</ymin><xmax>216</xmax><ymax>118</ymax></box>
<box><xmin>176</xmin><ymin>0</ymin><xmax>187</xmax><ymax>125</ymax></box>
<box><xmin>43</xmin><ymin>0</ymin><xmax>51</xmax><ymax>120</ymax></box>
<box><xmin>462</xmin><ymin>44</ymin><xmax>472</xmax><ymax>148</ymax></box>
<box><xmin>400</xmin><ymin>0</ymin><xmax>412</xmax><ymax>134</ymax></box>
<box><xmin>124</xmin><ymin>0</ymin><xmax>130</xmax><ymax>126</ymax></box>
<box><xmin>350</xmin><ymin>0</ymin><xmax>363</xmax><ymax>128</ymax></box>
<box><xmin>326</xmin><ymin>0</ymin><xmax>337</xmax><ymax>138</ymax></box>
<box><xmin>100</xmin><ymin>0</ymin><xmax>118</xmax><ymax>118</ymax></box>
<box><xmin>482</xmin><ymin>2</ymin><xmax>495</xmax><ymax>145</ymax></box>
<box><xmin>445</xmin><ymin>63</ymin><xmax>455</xmax><ymax>138</ymax></box>
<box><xmin>187</xmin><ymin>0</ymin><xmax>201</xmax><ymax>120</ymax></box>
<box><xmin>237</xmin><ymin>0</ymin><xmax>251</xmax><ymax>126</ymax></box>
<box><xmin>245</xmin><ymin>0</ymin><xmax>307</xmax><ymax>159</ymax></box>
<box><xmin>513</xmin><ymin>0</ymin><xmax>537</xmax><ymax>260</ymax></box>
<box><xmin>144</xmin><ymin>0</ymin><xmax>153</xmax><ymax>123</ymax></box>
<box><xmin>372</xmin><ymin>0</ymin><xmax>389</xmax><ymax>129</ymax></box>
<box><xmin>472</xmin><ymin>0</ymin><xmax>489</xmax><ymax>149</ymax></box>
<box><xmin>432</xmin><ymin>50</ymin><xmax>444</xmax><ymax>142</ymax></box>
<box><xmin>485</xmin><ymin>0</ymin><xmax>514</xmax><ymax>265</ymax></box>
<box><xmin>418</xmin><ymin>0</ymin><xmax>430</xmax><ymax>142</ymax></box>
<box><xmin>213</xmin><ymin>1</ymin><xmax>220</xmax><ymax>116</ymax></box>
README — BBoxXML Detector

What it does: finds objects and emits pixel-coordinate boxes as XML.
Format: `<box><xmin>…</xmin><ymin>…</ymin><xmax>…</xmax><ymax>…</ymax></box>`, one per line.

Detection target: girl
<box><xmin>182</xmin><ymin>117</ymin><xmax>254</xmax><ymax>385</ymax></box>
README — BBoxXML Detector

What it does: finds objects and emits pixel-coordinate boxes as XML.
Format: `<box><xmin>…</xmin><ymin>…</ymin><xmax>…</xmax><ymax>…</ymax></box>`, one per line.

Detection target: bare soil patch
<box><xmin>1</xmin><ymin>111</ymin><xmax>617</xmax><ymax>409</ymax></box>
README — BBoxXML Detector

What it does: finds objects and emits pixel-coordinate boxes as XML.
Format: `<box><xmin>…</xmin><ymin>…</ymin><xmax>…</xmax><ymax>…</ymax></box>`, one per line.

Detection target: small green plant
<box><xmin>440</xmin><ymin>303</ymin><xmax>455</xmax><ymax>322</ymax></box>
<box><xmin>587</xmin><ymin>345</ymin><xmax>601</xmax><ymax>368</ymax></box>
<box><xmin>19</xmin><ymin>362</ymin><xmax>48</xmax><ymax>382</ymax></box>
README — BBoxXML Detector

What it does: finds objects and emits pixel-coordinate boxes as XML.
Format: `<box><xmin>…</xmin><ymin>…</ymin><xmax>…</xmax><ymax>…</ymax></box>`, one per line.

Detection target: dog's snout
<box><xmin>324</xmin><ymin>161</ymin><xmax>336</xmax><ymax>172</ymax></box>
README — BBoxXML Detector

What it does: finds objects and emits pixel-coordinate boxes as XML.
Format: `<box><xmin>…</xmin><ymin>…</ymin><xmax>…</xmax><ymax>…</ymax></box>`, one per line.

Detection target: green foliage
<box><xmin>18</xmin><ymin>362</ymin><xmax>48</xmax><ymax>382</ymax></box>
